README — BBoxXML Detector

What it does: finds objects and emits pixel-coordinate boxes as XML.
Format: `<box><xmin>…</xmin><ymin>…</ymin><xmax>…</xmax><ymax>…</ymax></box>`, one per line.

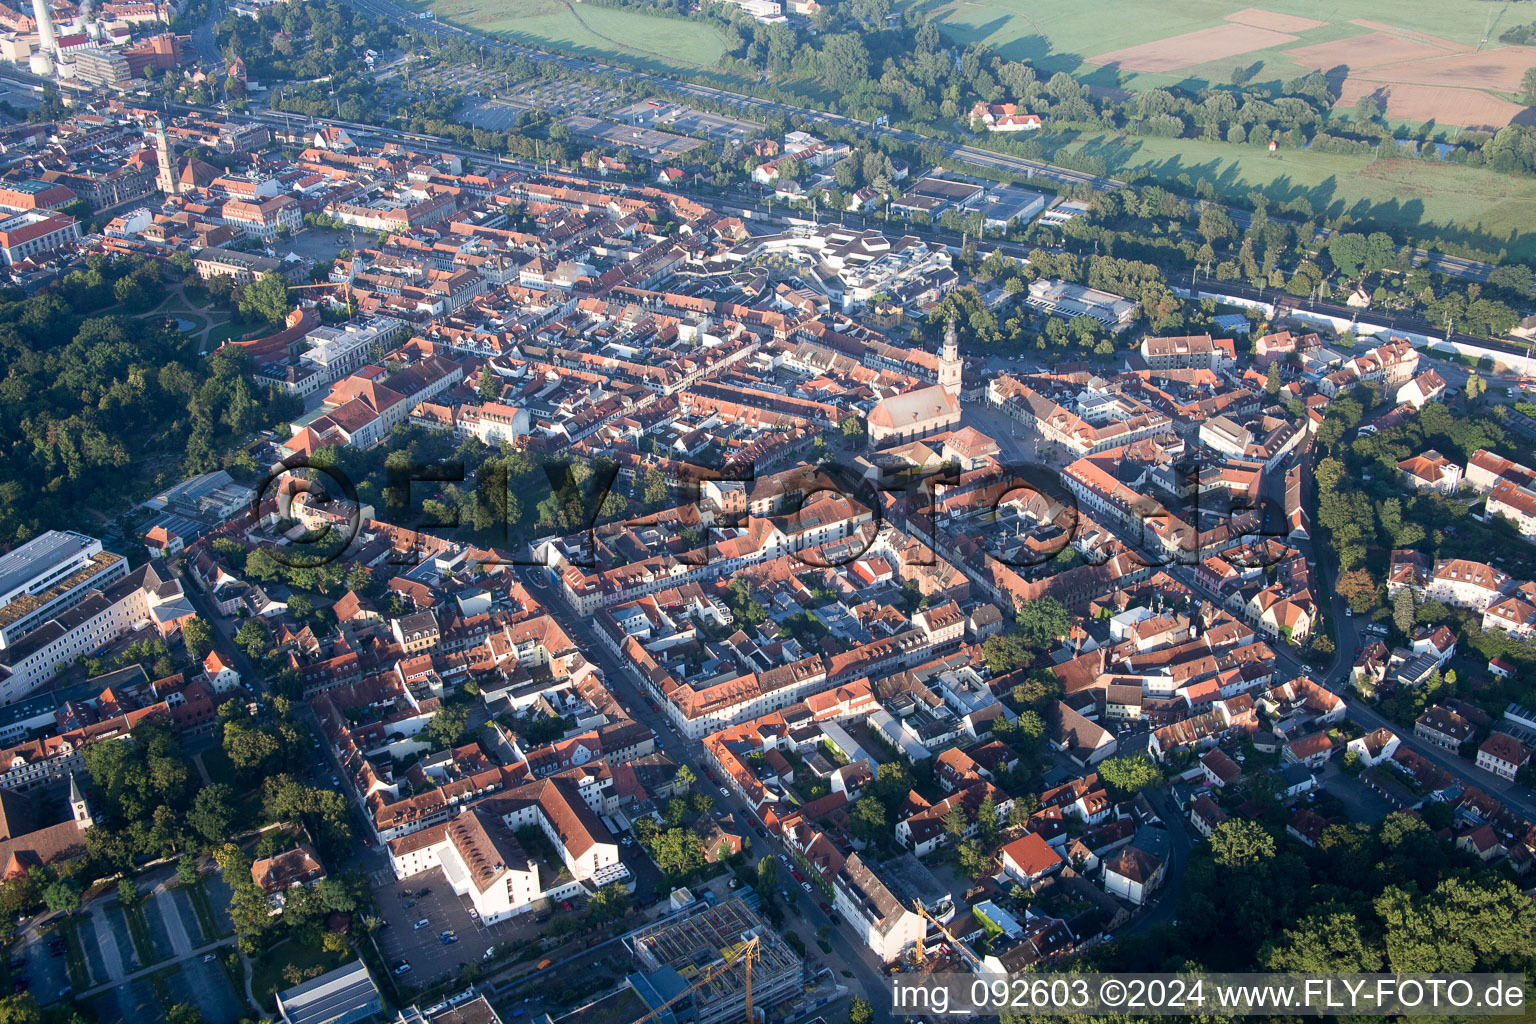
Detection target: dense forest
<box><xmin>1092</xmin><ymin>813</ymin><xmax>1536</xmax><ymax>980</ymax></box>
<box><xmin>0</xmin><ymin>255</ymin><xmax>301</xmax><ymax>548</ymax></box>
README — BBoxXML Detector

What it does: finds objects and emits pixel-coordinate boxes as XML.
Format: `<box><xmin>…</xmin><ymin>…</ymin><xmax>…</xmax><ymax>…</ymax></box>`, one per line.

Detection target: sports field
<box><xmin>399</xmin><ymin>0</ymin><xmax>729</xmax><ymax>76</ymax></box>
<box><xmin>1045</xmin><ymin>132</ymin><xmax>1536</xmax><ymax>258</ymax></box>
<box><xmin>913</xmin><ymin>0</ymin><xmax>1536</xmax><ymax>127</ymax></box>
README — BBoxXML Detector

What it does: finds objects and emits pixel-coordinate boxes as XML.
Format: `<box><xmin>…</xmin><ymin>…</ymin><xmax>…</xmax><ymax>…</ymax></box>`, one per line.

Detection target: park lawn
<box><xmin>202</xmin><ymin>319</ymin><xmax>245</xmax><ymax>349</ymax></box>
<box><xmin>1040</xmin><ymin>131</ymin><xmax>1536</xmax><ymax>259</ymax></box>
<box><xmin>400</xmin><ymin>0</ymin><xmax>728</xmax><ymax>75</ymax></box>
<box><xmin>250</xmin><ymin>939</ymin><xmax>352</xmax><ymax>1013</ymax></box>
<box><xmin>908</xmin><ymin>0</ymin><xmax>1519</xmax><ymax>93</ymax></box>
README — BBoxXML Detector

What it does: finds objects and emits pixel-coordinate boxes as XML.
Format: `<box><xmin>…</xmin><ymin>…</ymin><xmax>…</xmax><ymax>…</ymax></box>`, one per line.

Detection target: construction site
<box><xmin>624</xmin><ymin>899</ymin><xmax>802</xmax><ymax>1024</ymax></box>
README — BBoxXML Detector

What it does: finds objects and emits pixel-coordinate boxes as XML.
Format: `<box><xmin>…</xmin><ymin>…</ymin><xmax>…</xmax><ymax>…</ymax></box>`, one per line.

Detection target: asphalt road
<box><xmin>513</xmin><ymin>566</ymin><xmax>898</xmax><ymax>1024</ymax></box>
<box><xmin>1164</xmin><ymin>552</ymin><xmax>1536</xmax><ymax>822</ymax></box>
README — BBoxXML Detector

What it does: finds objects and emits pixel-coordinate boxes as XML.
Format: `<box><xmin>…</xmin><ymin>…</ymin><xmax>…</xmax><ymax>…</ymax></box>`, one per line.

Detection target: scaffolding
<box><xmin>628</xmin><ymin>899</ymin><xmax>801</xmax><ymax>1024</ymax></box>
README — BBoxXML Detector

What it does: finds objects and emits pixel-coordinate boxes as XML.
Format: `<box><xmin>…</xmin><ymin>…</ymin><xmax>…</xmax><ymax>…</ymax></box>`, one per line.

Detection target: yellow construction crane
<box><xmin>911</xmin><ymin>900</ymin><xmax>984</xmax><ymax>973</ymax></box>
<box><xmin>628</xmin><ymin>932</ymin><xmax>761</xmax><ymax>1024</ymax></box>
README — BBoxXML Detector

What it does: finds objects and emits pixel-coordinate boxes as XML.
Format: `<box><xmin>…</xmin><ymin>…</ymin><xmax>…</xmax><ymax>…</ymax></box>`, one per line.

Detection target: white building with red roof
<box><xmin>0</xmin><ymin>210</ymin><xmax>77</xmax><ymax>266</ymax></box>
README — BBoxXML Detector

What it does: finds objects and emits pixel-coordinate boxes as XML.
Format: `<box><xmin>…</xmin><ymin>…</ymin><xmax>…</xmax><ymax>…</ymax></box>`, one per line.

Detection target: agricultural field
<box><xmin>913</xmin><ymin>0</ymin><xmax>1536</xmax><ymax>128</ymax></box>
<box><xmin>1042</xmin><ymin>131</ymin><xmax>1536</xmax><ymax>258</ymax></box>
<box><xmin>397</xmin><ymin>0</ymin><xmax>729</xmax><ymax>77</ymax></box>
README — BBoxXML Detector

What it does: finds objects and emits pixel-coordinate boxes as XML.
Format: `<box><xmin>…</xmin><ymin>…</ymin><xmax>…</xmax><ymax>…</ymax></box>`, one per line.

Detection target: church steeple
<box><xmin>153</xmin><ymin>118</ymin><xmax>177</xmax><ymax>196</ymax></box>
<box><xmin>68</xmin><ymin>772</ymin><xmax>92</xmax><ymax>830</ymax></box>
<box><xmin>938</xmin><ymin>317</ymin><xmax>962</xmax><ymax>396</ymax></box>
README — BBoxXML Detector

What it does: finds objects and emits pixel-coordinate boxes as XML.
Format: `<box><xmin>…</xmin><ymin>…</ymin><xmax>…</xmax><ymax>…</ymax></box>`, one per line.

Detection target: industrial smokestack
<box><xmin>28</xmin><ymin>0</ymin><xmax>55</xmax><ymax>75</ymax></box>
<box><xmin>31</xmin><ymin>0</ymin><xmax>56</xmax><ymax>52</ymax></box>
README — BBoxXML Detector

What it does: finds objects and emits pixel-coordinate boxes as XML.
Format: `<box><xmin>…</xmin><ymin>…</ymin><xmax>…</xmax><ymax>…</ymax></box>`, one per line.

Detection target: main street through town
<box><xmin>512</xmin><ymin>565</ymin><xmax>899</xmax><ymax>1024</ymax></box>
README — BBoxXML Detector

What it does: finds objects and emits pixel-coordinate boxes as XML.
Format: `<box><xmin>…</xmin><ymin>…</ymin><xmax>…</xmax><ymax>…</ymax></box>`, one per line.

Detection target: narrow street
<box><xmin>1121</xmin><ymin>788</ymin><xmax>1192</xmax><ymax>938</ymax></box>
<box><xmin>516</xmin><ymin>566</ymin><xmax>898</xmax><ymax>1024</ymax></box>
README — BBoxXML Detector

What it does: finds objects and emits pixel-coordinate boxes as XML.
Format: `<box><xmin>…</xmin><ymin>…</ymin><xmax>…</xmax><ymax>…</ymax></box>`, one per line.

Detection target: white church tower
<box><xmin>68</xmin><ymin>772</ymin><xmax>93</xmax><ymax>830</ymax></box>
<box><xmin>938</xmin><ymin>317</ymin><xmax>962</xmax><ymax>396</ymax></box>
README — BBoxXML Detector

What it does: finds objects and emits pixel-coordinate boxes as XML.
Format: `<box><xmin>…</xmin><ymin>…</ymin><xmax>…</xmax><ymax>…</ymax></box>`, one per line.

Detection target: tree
<box><xmin>1393</xmin><ymin>587</ymin><xmax>1417</xmax><ymax>635</ymax></box>
<box><xmin>0</xmin><ymin>995</ymin><xmax>46</xmax><ymax>1024</ymax></box>
<box><xmin>239</xmin><ymin>271</ymin><xmax>290</xmax><ymax>326</ymax></box>
<box><xmin>1336</xmin><ymin>569</ymin><xmax>1378</xmax><ymax>613</ymax></box>
<box><xmin>640</xmin><ymin>466</ymin><xmax>668</xmax><ymax>507</ymax></box>
<box><xmin>1097</xmin><ymin>755</ymin><xmax>1162</xmax><ymax>795</ymax></box>
<box><xmin>981</xmin><ymin>634</ymin><xmax>1029</xmax><ymax>675</ymax></box>
<box><xmin>1208</xmin><ymin>819</ymin><xmax>1276</xmax><ymax>869</ymax></box>
<box><xmin>478</xmin><ymin>370</ymin><xmax>500</xmax><ymax>401</ymax></box>
<box><xmin>1265</xmin><ymin>362</ymin><xmax>1281</xmax><ymax>395</ymax></box>
<box><xmin>42</xmin><ymin>878</ymin><xmax>80</xmax><ymax>916</ymax></box>
<box><xmin>234</xmin><ymin>619</ymin><xmax>268</xmax><ymax>659</ymax></box>
<box><xmin>182</xmin><ymin>617</ymin><xmax>215</xmax><ymax>661</ymax></box>
<box><xmin>1263</xmin><ymin>909</ymin><xmax>1383</xmax><ymax>972</ymax></box>
<box><xmin>1328</xmin><ymin>232</ymin><xmax>1368</xmax><ymax>278</ymax></box>
<box><xmin>187</xmin><ymin>783</ymin><xmax>237</xmax><ymax>846</ymax></box>
<box><xmin>166</xmin><ymin>1004</ymin><xmax>204</xmax><ymax>1024</ymax></box>
<box><xmin>838</xmin><ymin>414</ymin><xmax>864</xmax><ymax>440</ymax></box>
<box><xmin>756</xmin><ymin>853</ymin><xmax>778</xmax><ymax>899</ymax></box>
<box><xmin>674</xmin><ymin>765</ymin><xmax>695</xmax><ymax>793</ymax></box>
<box><xmin>956</xmin><ymin>839</ymin><xmax>991</xmax><ymax>879</ymax></box>
<box><xmin>976</xmin><ymin>796</ymin><xmax>1000</xmax><ymax>845</ymax></box>
<box><xmin>587</xmin><ymin>882</ymin><xmax>630</xmax><ymax>922</ymax></box>
<box><xmin>1523</xmin><ymin>66</ymin><xmax>1536</xmax><ymax>106</ymax></box>
<box><xmin>850</xmin><ymin>997</ymin><xmax>873</xmax><ymax>1024</ymax></box>
<box><xmin>1015</xmin><ymin>597</ymin><xmax>1070</xmax><ymax>650</ymax></box>
<box><xmin>427</xmin><ymin>704</ymin><xmax>471</xmax><ymax>748</ymax></box>
<box><xmin>222</xmin><ymin>718</ymin><xmax>280</xmax><ymax>777</ymax></box>
<box><xmin>1376</xmin><ymin>877</ymin><xmax>1536</xmax><ymax>973</ymax></box>
<box><xmin>850</xmin><ymin>796</ymin><xmax>887</xmax><ymax>847</ymax></box>
<box><xmin>176</xmin><ymin>855</ymin><xmax>200</xmax><ymax>887</ymax></box>
<box><xmin>943</xmin><ymin>803</ymin><xmax>967</xmax><ymax>840</ymax></box>
<box><xmin>117</xmin><ymin>878</ymin><xmax>141</xmax><ymax>910</ymax></box>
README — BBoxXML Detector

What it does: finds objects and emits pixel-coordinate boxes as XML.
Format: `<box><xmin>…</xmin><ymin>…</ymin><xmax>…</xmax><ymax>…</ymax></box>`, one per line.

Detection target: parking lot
<box><xmin>372</xmin><ymin>875</ymin><xmax>542</xmax><ymax>990</ymax></box>
<box><xmin>17</xmin><ymin>874</ymin><xmax>243</xmax><ymax>1021</ymax></box>
<box><xmin>500</xmin><ymin>78</ymin><xmax>621</xmax><ymax>116</ymax></box>
<box><xmin>15</xmin><ymin>928</ymin><xmax>72</xmax><ymax>1005</ymax></box>
<box><xmin>461</xmin><ymin>99</ymin><xmax>530</xmax><ymax>133</ymax></box>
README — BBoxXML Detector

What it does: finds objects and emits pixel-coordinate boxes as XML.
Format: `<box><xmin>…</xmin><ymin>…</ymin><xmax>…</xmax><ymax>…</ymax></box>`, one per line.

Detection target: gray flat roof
<box><xmin>0</xmin><ymin>531</ymin><xmax>96</xmax><ymax>601</ymax></box>
<box><xmin>275</xmin><ymin>960</ymin><xmax>380</xmax><ymax>1024</ymax></box>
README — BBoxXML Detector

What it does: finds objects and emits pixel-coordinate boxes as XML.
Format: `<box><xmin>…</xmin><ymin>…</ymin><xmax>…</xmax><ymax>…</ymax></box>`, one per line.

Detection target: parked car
<box><xmin>403</xmin><ymin>900</ymin><xmax>417</xmax><ymax>909</ymax></box>
<box><xmin>719</xmin><ymin>786</ymin><xmax>730</xmax><ymax>798</ymax></box>
<box><xmin>201</xmin><ymin>954</ymin><xmax>218</xmax><ymax>964</ymax></box>
<box><xmin>801</xmin><ymin>881</ymin><xmax>813</xmax><ymax>893</ymax></box>
<box><xmin>393</xmin><ymin>961</ymin><xmax>412</xmax><ymax>975</ymax></box>
<box><xmin>413</xmin><ymin>919</ymin><xmax>430</xmax><ymax>930</ymax></box>
<box><xmin>792</xmin><ymin>871</ymin><xmax>804</xmax><ymax>882</ymax></box>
